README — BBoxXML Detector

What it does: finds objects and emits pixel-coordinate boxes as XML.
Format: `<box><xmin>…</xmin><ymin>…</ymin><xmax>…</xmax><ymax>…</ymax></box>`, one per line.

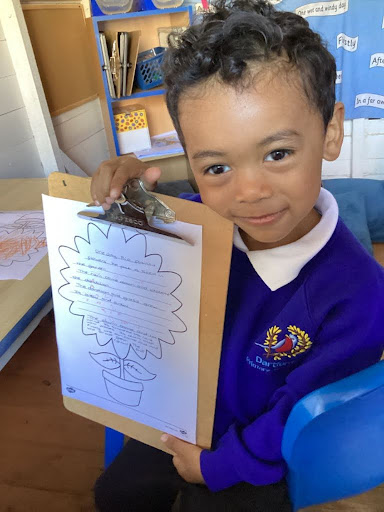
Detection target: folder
<box><xmin>110</xmin><ymin>37</ymin><xmax>122</xmax><ymax>98</ymax></box>
<box><xmin>124</xmin><ymin>30</ymin><xmax>140</xmax><ymax>97</ymax></box>
<box><xmin>46</xmin><ymin>172</ymin><xmax>233</xmax><ymax>452</ymax></box>
<box><xmin>120</xmin><ymin>32</ymin><xmax>129</xmax><ymax>97</ymax></box>
<box><xmin>100</xmin><ymin>30</ymin><xmax>141</xmax><ymax>99</ymax></box>
<box><xmin>99</xmin><ymin>32</ymin><xmax>115</xmax><ymax>99</ymax></box>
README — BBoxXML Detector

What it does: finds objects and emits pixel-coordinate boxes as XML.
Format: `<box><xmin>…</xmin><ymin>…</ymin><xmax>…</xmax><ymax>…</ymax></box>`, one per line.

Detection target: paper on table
<box><xmin>42</xmin><ymin>194</ymin><xmax>202</xmax><ymax>443</ymax></box>
<box><xmin>0</xmin><ymin>211</ymin><xmax>47</xmax><ymax>281</ymax></box>
<box><xmin>133</xmin><ymin>130</ymin><xmax>184</xmax><ymax>160</ymax></box>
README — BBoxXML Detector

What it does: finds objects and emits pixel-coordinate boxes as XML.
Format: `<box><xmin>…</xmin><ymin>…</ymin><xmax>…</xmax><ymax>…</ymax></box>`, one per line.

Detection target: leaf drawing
<box><xmin>89</xmin><ymin>352</ymin><xmax>120</xmax><ymax>370</ymax></box>
<box><xmin>124</xmin><ymin>359</ymin><xmax>157</xmax><ymax>381</ymax></box>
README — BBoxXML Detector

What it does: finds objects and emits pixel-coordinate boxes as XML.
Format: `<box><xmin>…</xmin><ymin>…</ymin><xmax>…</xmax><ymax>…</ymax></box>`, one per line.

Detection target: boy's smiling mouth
<box><xmin>235</xmin><ymin>208</ymin><xmax>288</xmax><ymax>226</ymax></box>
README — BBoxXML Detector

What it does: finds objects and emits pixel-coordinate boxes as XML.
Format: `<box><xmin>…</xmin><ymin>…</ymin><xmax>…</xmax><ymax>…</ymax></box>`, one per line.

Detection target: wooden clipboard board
<box><xmin>48</xmin><ymin>172</ymin><xmax>233</xmax><ymax>451</ymax></box>
<box><xmin>102</xmin><ymin>29</ymin><xmax>141</xmax><ymax>98</ymax></box>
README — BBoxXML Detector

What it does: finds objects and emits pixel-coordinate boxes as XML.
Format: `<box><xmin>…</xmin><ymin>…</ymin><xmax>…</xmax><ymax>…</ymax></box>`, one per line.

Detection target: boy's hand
<box><xmin>90</xmin><ymin>155</ymin><xmax>162</xmax><ymax>210</ymax></box>
<box><xmin>161</xmin><ymin>434</ymin><xmax>205</xmax><ymax>485</ymax></box>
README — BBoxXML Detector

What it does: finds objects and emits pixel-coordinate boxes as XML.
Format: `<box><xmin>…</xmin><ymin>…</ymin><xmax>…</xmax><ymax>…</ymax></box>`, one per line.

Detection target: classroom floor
<box><xmin>0</xmin><ymin>313</ymin><xmax>383</xmax><ymax>512</ymax></box>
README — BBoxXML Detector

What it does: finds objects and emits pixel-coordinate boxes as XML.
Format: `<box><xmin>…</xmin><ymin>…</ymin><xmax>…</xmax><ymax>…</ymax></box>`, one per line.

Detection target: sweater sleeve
<box><xmin>200</xmin><ymin>263</ymin><xmax>384</xmax><ymax>491</ymax></box>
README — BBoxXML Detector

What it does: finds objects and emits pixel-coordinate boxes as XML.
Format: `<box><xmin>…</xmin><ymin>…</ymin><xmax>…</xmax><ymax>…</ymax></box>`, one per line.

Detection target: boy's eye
<box><xmin>265</xmin><ymin>149</ymin><xmax>292</xmax><ymax>162</ymax></box>
<box><xmin>204</xmin><ymin>164</ymin><xmax>231</xmax><ymax>175</ymax></box>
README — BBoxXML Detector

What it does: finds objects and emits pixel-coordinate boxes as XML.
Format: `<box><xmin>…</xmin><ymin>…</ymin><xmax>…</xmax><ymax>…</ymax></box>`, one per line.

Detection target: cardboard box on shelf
<box><xmin>114</xmin><ymin>105</ymin><xmax>151</xmax><ymax>154</ymax></box>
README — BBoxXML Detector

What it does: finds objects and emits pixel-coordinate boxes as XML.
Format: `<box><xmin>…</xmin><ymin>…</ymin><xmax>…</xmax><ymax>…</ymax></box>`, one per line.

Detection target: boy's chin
<box><xmin>239</xmin><ymin>227</ymin><xmax>292</xmax><ymax>251</ymax></box>
<box><xmin>239</xmin><ymin>230</ymin><xmax>284</xmax><ymax>251</ymax></box>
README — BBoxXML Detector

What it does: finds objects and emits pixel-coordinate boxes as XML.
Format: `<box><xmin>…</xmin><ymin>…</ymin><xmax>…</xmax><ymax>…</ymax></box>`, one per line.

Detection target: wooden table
<box><xmin>0</xmin><ymin>179</ymin><xmax>51</xmax><ymax>370</ymax></box>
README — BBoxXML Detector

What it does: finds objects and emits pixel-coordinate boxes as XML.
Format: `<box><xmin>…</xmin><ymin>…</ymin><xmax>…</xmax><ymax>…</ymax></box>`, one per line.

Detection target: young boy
<box><xmin>92</xmin><ymin>1</ymin><xmax>384</xmax><ymax>510</ymax></box>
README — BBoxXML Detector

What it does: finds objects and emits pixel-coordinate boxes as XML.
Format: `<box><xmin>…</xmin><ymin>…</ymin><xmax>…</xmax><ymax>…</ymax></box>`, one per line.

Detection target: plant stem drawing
<box><xmin>58</xmin><ymin>222</ymin><xmax>186</xmax><ymax>407</ymax></box>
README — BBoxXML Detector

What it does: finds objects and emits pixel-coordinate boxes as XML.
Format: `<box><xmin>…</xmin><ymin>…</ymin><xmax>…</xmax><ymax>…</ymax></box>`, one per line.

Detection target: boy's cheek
<box><xmin>194</xmin><ymin>177</ymin><xmax>229</xmax><ymax>212</ymax></box>
<box><xmin>199</xmin><ymin>190</ymin><xmax>233</xmax><ymax>221</ymax></box>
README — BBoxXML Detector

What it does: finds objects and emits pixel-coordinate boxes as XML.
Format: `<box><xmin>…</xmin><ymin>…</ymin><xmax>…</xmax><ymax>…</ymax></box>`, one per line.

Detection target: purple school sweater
<box><xmin>180</xmin><ymin>193</ymin><xmax>384</xmax><ymax>492</ymax></box>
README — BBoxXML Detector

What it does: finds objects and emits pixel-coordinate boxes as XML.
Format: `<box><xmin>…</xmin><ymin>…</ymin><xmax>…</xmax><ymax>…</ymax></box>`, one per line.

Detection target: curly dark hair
<box><xmin>163</xmin><ymin>0</ymin><xmax>336</xmax><ymax>145</ymax></box>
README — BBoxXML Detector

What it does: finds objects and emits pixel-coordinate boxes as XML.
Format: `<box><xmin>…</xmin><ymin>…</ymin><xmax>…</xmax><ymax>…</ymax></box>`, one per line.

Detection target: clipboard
<box><xmin>99</xmin><ymin>32</ymin><xmax>115</xmax><ymax>99</ymax></box>
<box><xmin>48</xmin><ymin>172</ymin><xmax>233</xmax><ymax>452</ymax></box>
<box><xmin>101</xmin><ymin>30</ymin><xmax>141</xmax><ymax>99</ymax></box>
<box><xmin>110</xmin><ymin>37</ymin><xmax>122</xmax><ymax>99</ymax></box>
<box><xmin>120</xmin><ymin>32</ymin><xmax>128</xmax><ymax>97</ymax></box>
<box><xmin>125</xmin><ymin>30</ymin><xmax>140</xmax><ymax>97</ymax></box>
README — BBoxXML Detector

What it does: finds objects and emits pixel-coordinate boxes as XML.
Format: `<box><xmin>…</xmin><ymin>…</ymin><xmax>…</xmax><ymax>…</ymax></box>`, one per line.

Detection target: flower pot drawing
<box><xmin>103</xmin><ymin>370</ymin><xmax>144</xmax><ymax>406</ymax></box>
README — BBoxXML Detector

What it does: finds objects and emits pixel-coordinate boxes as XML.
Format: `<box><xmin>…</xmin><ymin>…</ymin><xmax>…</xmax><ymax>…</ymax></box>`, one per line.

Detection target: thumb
<box><xmin>142</xmin><ymin>167</ymin><xmax>162</xmax><ymax>191</ymax></box>
<box><xmin>161</xmin><ymin>433</ymin><xmax>183</xmax><ymax>454</ymax></box>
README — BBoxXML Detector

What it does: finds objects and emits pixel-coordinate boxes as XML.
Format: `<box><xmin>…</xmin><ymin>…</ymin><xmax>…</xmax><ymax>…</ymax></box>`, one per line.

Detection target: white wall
<box><xmin>0</xmin><ymin>19</ymin><xmax>43</xmax><ymax>179</ymax></box>
<box><xmin>52</xmin><ymin>98</ymin><xmax>110</xmax><ymax>176</ymax></box>
<box><xmin>364</xmin><ymin>119</ymin><xmax>384</xmax><ymax>180</ymax></box>
<box><xmin>0</xmin><ymin>4</ymin><xmax>108</xmax><ymax>180</ymax></box>
<box><xmin>322</xmin><ymin>120</ymin><xmax>352</xmax><ymax>179</ymax></box>
<box><xmin>322</xmin><ymin>119</ymin><xmax>384</xmax><ymax>180</ymax></box>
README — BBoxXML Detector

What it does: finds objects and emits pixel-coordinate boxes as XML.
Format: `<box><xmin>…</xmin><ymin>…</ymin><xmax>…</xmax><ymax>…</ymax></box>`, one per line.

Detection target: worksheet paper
<box><xmin>0</xmin><ymin>211</ymin><xmax>47</xmax><ymax>280</ymax></box>
<box><xmin>42</xmin><ymin>195</ymin><xmax>202</xmax><ymax>443</ymax></box>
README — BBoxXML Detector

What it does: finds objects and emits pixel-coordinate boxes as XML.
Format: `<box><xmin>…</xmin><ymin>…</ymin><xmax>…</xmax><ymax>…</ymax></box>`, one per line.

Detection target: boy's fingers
<box><xmin>90</xmin><ymin>168</ymin><xmax>102</xmax><ymax>204</ymax></box>
<box><xmin>142</xmin><ymin>167</ymin><xmax>162</xmax><ymax>191</ymax></box>
<box><xmin>91</xmin><ymin>156</ymin><xmax>141</xmax><ymax>203</ymax></box>
<box><xmin>92</xmin><ymin>161</ymin><xmax>115</xmax><ymax>204</ymax></box>
<box><xmin>161</xmin><ymin>434</ymin><xmax>187</xmax><ymax>455</ymax></box>
<box><xmin>91</xmin><ymin>157</ymin><xmax>162</xmax><ymax>208</ymax></box>
<box><xmin>100</xmin><ymin>196</ymin><xmax>114</xmax><ymax>211</ymax></box>
<box><xmin>109</xmin><ymin>165</ymin><xmax>138</xmax><ymax>199</ymax></box>
<box><xmin>109</xmin><ymin>165</ymin><xmax>161</xmax><ymax>199</ymax></box>
<box><xmin>161</xmin><ymin>433</ymin><xmax>178</xmax><ymax>453</ymax></box>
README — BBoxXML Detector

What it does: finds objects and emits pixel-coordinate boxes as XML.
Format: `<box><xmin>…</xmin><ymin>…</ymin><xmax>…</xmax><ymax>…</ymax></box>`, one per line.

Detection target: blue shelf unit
<box><xmin>91</xmin><ymin>6</ymin><xmax>193</xmax><ymax>156</ymax></box>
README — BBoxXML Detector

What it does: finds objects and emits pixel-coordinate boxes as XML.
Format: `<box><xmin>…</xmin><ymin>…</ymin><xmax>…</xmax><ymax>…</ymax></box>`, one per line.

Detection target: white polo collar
<box><xmin>233</xmin><ymin>188</ymin><xmax>339</xmax><ymax>291</ymax></box>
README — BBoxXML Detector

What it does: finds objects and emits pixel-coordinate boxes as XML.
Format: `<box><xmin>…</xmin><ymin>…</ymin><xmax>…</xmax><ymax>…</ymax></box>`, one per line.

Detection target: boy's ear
<box><xmin>323</xmin><ymin>102</ymin><xmax>345</xmax><ymax>161</ymax></box>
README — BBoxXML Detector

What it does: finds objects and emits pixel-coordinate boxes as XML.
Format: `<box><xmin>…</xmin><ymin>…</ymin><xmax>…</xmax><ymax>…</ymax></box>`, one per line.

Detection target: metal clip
<box><xmin>78</xmin><ymin>178</ymin><xmax>181</xmax><ymax>241</ymax></box>
<box><xmin>119</xmin><ymin>179</ymin><xmax>175</xmax><ymax>223</ymax></box>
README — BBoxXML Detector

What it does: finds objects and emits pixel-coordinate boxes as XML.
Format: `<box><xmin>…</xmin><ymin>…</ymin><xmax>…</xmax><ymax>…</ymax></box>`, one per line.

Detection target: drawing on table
<box><xmin>58</xmin><ymin>221</ymin><xmax>186</xmax><ymax>407</ymax></box>
<box><xmin>0</xmin><ymin>212</ymin><xmax>46</xmax><ymax>266</ymax></box>
<box><xmin>0</xmin><ymin>211</ymin><xmax>48</xmax><ymax>281</ymax></box>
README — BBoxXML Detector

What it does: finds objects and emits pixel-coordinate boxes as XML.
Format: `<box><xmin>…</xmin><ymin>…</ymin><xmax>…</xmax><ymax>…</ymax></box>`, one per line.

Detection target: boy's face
<box><xmin>178</xmin><ymin>72</ymin><xmax>343</xmax><ymax>250</ymax></box>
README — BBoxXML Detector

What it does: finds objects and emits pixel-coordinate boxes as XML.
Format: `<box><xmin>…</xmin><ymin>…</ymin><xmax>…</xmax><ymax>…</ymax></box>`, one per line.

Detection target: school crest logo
<box><xmin>255</xmin><ymin>325</ymin><xmax>312</xmax><ymax>361</ymax></box>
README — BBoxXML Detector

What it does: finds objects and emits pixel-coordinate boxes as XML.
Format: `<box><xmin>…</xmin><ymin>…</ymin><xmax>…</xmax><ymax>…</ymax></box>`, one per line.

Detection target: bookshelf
<box><xmin>91</xmin><ymin>6</ymin><xmax>193</xmax><ymax>167</ymax></box>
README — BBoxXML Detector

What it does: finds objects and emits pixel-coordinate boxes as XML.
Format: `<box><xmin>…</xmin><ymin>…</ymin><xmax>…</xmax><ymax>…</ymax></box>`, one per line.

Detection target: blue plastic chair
<box><xmin>282</xmin><ymin>360</ymin><xmax>384</xmax><ymax>511</ymax></box>
<box><xmin>104</xmin><ymin>427</ymin><xmax>125</xmax><ymax>468</ymax></box>
<box><xmin>104</xmin><ymin>362</ymin><xmax>384</xmax><ymax>509</ymax></box>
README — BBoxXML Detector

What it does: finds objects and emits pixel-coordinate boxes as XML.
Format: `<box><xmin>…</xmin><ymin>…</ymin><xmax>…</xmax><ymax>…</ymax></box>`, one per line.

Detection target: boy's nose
<box><xmin>233</xmin><ymin>169</ymin><xmax>273</xmax><ymax>203</ymax></box>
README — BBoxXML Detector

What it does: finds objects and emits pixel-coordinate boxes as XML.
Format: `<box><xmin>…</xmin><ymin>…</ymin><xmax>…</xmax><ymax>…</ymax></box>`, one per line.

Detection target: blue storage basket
<box><xmin>135</xmin><ymin>47</ymin><xmax>165</xmax><ymax>90</ymax></box>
